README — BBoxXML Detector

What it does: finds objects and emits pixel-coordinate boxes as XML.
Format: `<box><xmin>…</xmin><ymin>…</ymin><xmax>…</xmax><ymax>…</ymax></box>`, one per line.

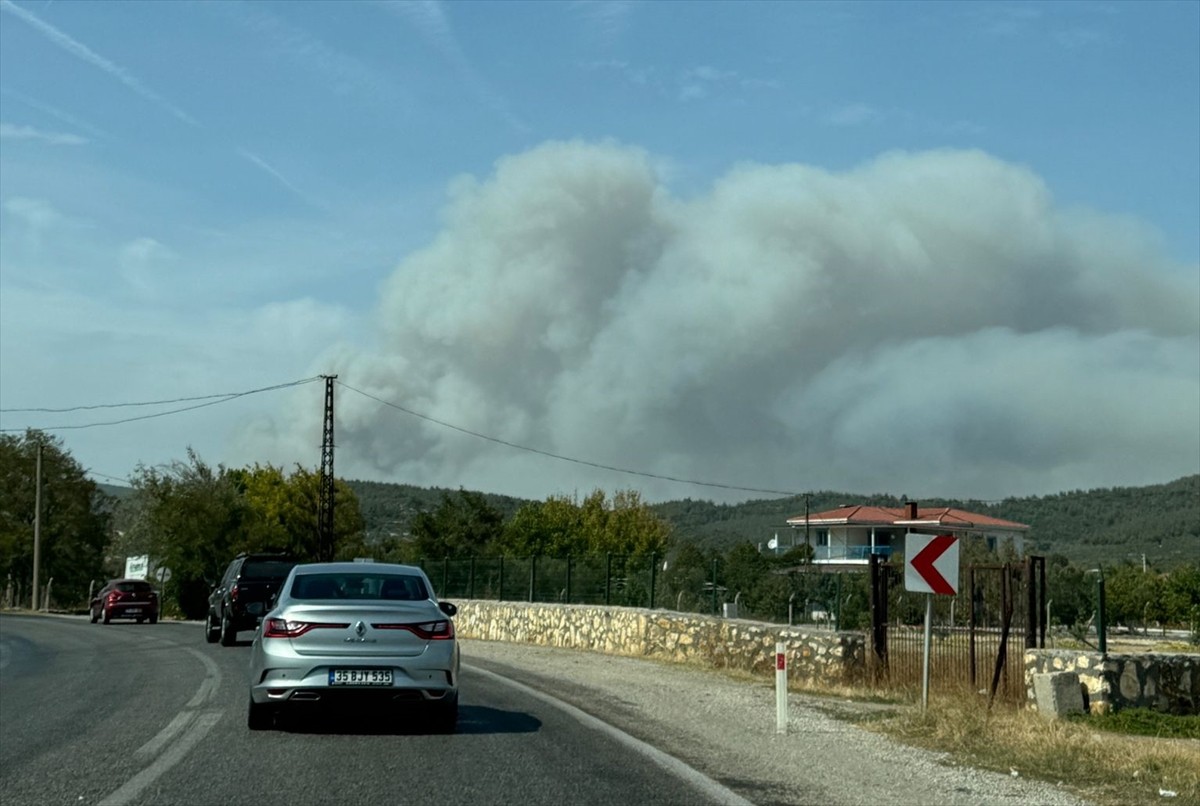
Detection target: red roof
<box><xmin>785</xmin><ymin>504</ymin><xmax>1028</xmax><ymax>532</ymax></box>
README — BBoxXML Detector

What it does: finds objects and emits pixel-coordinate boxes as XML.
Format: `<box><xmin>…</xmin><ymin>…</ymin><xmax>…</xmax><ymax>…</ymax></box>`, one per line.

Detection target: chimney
<box><xmin>907</xmin><ymin>501</ymin><xmax>918</xmax><ymax>519</ymax></box>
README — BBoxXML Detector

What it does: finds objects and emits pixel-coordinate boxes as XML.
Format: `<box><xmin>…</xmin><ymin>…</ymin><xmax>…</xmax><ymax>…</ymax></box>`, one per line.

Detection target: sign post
<box><xmin>775</xmin><ymin>642</ymin><xmax>787</xmax><ymax>734</ymax></box>
<box><xmin>905</xmin><ymin>534</ymin><xmax>960</xmax><ymax>710</ymax></box>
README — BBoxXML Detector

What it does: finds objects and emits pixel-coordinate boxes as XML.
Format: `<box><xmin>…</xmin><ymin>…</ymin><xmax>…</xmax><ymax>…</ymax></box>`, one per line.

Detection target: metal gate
<box><xmin>868</xmin><ymin>554</ymin><xmax>1047</xmax><ymax>704</ymax></box>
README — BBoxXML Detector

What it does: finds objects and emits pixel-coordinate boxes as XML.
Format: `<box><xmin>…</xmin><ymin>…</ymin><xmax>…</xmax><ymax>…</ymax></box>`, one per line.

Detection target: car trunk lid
<box><xmin>278</xmin><ymin>603</ymin><xmax>441</xmax><ymax>657</ymax></box>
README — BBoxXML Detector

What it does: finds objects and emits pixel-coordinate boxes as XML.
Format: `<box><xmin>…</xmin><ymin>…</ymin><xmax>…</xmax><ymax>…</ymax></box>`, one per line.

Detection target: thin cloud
<box><xmin>0</xmin><ymin>87</ymin><xmax>108</xmax><ymax>138</ymax></box>
<box><xmin>213</xmin><ymin>3</ymin><xmax>397</xmax><ymax>102</ymax></box>
<box><xmin>0</xmin><ymin>122</ymin><xmax>86</xmax><ymax>145</ymax></box>
<box><xmin>572</xmin><ymin>0</ymin><xmax>636</xmax><ymax>45</ymax></box>
<box><xmin>236</xmin><ymin>147</ymin><xmax>328</xmax><ymax>211</ymax></box>
<box><xmin>382</xmin><ymin>0</ymin><xmax>528</xmax><ymax>133</ymax></box>
<box><xmin>0</xmin><ymin>0</ymin><xmax>197</xmax><ymax>127</ymax></box>
<box><xmin>825</xmin><ymin>103</ymin><xmax>883</xmax><ymax>127</ymax></box>
<box><xmin>1055</xmin><ymin>28</ymin><xmax>1110</xmax><ymax>49</ymax></box>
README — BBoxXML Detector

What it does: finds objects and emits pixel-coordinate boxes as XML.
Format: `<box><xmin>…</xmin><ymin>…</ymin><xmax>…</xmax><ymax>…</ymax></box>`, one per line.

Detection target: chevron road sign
<box><xmin>905</xmin><ymin>534</ymin><xmax>960</xmax><ymax>595</ymax></box>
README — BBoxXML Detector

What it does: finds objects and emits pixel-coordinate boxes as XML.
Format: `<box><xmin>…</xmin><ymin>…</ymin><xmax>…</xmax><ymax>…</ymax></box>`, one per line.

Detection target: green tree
<box><xmin>661</xmin><ymin>541</ymin><xmax>713</xmax><ymax>612</ymax></box>
<box><xmin>236</xmin><ymin>465</ymin><xmax>366</xmax><ymax>561</ymax></box>
<box><xmin>498</xmin><ymin>495</ymin><xmax>586</xmax><ymax>556</ymax></box>
<box><xmin>126</xmin><ymin>450</ymin><xmax>247</xmax><ymax>617</ymax></box>
<box><xmin>411</xmin><ymin>489</ymin><xmax>504</xmax><ymax>559</ymax></box>
<box><xmin>0</xmin><ymin>430</ymin><xmax>109</xmax><ymax>608</ymax></box>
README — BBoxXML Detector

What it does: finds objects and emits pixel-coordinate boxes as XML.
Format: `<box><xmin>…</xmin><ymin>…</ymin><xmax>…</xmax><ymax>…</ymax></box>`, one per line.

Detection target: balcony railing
<box><xmin>813</xmin><ymin>545</ymin><xmax>894</xmax><ymax>562</ymax></box>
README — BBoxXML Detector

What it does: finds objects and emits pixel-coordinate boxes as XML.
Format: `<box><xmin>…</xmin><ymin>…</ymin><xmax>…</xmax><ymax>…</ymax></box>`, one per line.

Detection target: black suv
<box><xmin>206</xmin><ymin>553</ymin><xmax>297</xmax><ymax>646</ymax></box>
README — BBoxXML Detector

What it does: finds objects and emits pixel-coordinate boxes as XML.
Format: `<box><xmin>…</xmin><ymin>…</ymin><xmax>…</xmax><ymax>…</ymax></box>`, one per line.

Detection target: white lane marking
<box><xmin>134</xmin><ymin>711</ymin><xmax>195</xmax><ymax>760</ymax></box>
<box><xmin>182</xmin><ymin>645</ymin><xmax>222</xmax><ymax>707</ymax></box>
<box><xmin>98</xmin><ymin>711</ymin><xmax>222</xmax><ymax>806</ymax></box>
<box><xmin>466</xmin><ymin>663</ymin><xmax>754</xmax><ymax>806</ymax></box>
<box><xmin>96</xmin><ymin>629</ymin><xmax>227</xmax><ymax>803</ymax></box>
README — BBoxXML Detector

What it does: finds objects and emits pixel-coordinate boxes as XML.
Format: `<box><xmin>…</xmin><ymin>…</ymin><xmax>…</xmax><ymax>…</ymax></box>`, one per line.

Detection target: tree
<box><xmin>125</xmin><ymin>455</ymin><xmax>367</xmax><ymax>617</ymax></box>
<box><xmin>126</xmin><ymin>450</ymin><xmax>248</xmax><ymax>617</ymax></box>
<box><xmin>411</xmin><ymin>489</ymin><xmax>504</xmax><ymax>559</ymax></box>
<box><xmin>499</xmin><ymin>495</ymin><xmax>587</xmax><ymax>557</ymax></box>
<box><xmin>0</xmin><ymin>430</ymin><xmax>109</xmax><ymax>608</ymax></box>
<box><xmin>235</xmin><ymin>465</ymin><xmax>366</xmax><ymax>561</ymax></box>
<box><xmin>660</xmin><ymin>541</ymin><xmax>713</xmax><ymax>612</ymax></box>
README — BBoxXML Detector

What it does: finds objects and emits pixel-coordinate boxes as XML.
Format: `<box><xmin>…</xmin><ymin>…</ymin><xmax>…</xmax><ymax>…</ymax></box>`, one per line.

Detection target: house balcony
<box><xmin>812</xmin><ymin>545</ymin><xmax>894</xmax><ymax>564</ymax></box>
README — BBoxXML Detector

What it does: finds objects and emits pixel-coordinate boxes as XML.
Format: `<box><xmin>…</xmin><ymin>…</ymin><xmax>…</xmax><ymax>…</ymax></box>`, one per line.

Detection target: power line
<box><xmin>336</xmin><ymin>381</ymin><xmax>802</xmax><ymax>498</ymax></box>
<box><xmin>0</xmin><ymin>377</ymin><xmax>322</xmax><ymax>433</ymax></box>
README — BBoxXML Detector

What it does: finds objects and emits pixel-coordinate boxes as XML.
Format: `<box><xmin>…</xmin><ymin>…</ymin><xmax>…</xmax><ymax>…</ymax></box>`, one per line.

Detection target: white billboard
<box><xmin>124</xmin><ymin>555</ymin><xmax>149</xmax><ymax>579</ymax></box>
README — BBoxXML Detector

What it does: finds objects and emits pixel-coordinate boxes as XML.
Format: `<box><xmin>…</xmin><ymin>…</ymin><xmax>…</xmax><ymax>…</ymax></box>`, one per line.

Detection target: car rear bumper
<box><xmin>249</xmin><ymin>644</ymin><xmax>459</xmax><ymax>706</ymax></box>
<box><xmin>105</xmin><ymin>604</ymin><xmax>157</xmax><ymax>620</ymax></box>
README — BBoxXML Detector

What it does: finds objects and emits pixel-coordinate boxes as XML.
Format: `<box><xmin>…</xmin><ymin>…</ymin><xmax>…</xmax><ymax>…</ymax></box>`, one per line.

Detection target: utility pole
<box><xmin>31</xmin><ymin>442</ymin><xmax>42</xmax><ymax>611</ymax></box>
<box><xmin>317</xmin><ymin>375</ymin><xmax>337</xmax><ymax>562</ymax></box>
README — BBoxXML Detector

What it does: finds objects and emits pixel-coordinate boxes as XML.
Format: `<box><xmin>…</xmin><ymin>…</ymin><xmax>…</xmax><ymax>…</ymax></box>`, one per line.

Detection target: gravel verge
<box><xmin>462</xmin><ymin>639</ymin><xmax>1091</xmax><ymax>806</ymax></box>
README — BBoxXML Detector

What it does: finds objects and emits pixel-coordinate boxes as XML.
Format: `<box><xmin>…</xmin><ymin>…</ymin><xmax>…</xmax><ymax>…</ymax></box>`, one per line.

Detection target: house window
<box><xmin>816</xmin><ymin>529</ymin><xmax>829</xmax><ymax>547</ymax></box>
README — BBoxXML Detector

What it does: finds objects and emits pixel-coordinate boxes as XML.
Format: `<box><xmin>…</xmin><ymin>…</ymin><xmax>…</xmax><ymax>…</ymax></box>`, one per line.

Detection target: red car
<box><xmin>90</xmin><ymin>579</ymin><xmax>159</xmax><ymax>624</ymax></box>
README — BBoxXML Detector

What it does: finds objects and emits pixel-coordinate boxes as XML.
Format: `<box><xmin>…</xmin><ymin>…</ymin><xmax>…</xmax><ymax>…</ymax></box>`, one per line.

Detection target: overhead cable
<box><xmin>337</xmin><ymin>380</ymin><xmax>801</xmax><ymax>498</ymax></box>
<box><xmin>0</xmin><ymin>377</ymin><xmax>323</xmax><ymax>432</ymax></box>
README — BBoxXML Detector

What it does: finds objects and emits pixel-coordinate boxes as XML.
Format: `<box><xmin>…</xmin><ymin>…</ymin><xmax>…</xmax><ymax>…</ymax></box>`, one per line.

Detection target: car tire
<box><xmin>247</xmin><ymin>698</ymin><xmax>274</xmax><ymax>731</ymax></box>
<box><xmin>102</xmin><ymin>609</ymin><xmax>111</xmax><ymax>625</ymax></box>
<box><xmin>430</xmin><ymin>694</ymin><xmax>458</xmax><ymax>734</ymax></box>
<box><xmin>149</xmin><ymin>614</ymin><xmax>158</xmax><ymax>625</ymax></box>
<box><xmin>219</xmin><ymin>612</ymin><xmax>236</xmax><ymax>646</ymax></box>
<box><xmin>90</xmin><ymin>606</ymin><xmax>99</xmax><ymax>624</ymax></box>
<box><xmin>204</xmin><ymin>613</ymin><xmax>220</xmax><ymax>643</ymax></box>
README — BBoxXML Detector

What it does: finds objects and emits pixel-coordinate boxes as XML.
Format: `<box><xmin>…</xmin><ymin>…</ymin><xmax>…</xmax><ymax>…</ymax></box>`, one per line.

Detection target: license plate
<box><xmin>329</xmin><ymin>669</ymin><xmax>392</xmax><ymax>686</ymax></box>
<box><xmin>126</xmin><ymin>608</ymin><xmax>141</xmax><ymax>614</ymax></box>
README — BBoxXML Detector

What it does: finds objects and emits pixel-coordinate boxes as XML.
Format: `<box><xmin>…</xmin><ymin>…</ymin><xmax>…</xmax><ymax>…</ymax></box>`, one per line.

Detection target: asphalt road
<box><xmin>0</xmin><ymin>614</ymin><xmax>745</xmax><ymax>806</ymax></box>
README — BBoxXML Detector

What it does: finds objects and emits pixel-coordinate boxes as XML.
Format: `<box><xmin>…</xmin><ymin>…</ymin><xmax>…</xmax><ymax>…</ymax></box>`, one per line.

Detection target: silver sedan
<box><xmin>247</xmin><ymin>562</ymin><xmax>460</xmax><ymax>732</ymax></box>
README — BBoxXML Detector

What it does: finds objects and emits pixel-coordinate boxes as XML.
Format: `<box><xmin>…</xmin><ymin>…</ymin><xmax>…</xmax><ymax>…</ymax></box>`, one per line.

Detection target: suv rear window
<box><xmin>241</xmin><ymin>560</ymin><xmax>295</xmax><ymax>581</ymax></box>
<box><xmin>115</xmin><ymin>582</ymin><xmax>152</xmax><ymax>593</ymax></box>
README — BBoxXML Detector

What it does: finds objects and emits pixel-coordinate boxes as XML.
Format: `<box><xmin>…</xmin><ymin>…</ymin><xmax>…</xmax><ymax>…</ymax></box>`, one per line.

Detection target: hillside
<box><xmin>97</xmin><ymin>475</ymin><xmax>1199</xmax><ymax>569</ymax></box>
<box><xmin>646</xmin><ymin>477</ymin><xmax>1199</xmax><ymax>568</ymax></box>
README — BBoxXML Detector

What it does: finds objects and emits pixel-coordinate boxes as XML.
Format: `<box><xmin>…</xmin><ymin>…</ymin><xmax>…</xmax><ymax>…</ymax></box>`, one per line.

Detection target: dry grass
<box><xmin>857</xmin><ymin>687</ymin><xmax>1200</xmax><ymax>805</ymax></box>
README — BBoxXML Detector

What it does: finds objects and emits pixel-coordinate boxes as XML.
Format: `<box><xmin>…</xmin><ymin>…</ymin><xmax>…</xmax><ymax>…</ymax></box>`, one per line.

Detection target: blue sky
<box><xmin>1</xmin><ymin>1</ymin><xmax>1197</xmax><ymax>504</ymax></box>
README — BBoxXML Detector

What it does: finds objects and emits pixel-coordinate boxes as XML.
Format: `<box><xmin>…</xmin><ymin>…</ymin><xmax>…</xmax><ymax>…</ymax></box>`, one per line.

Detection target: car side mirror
<box><xmin>438</xmin><ymin>601</ymin><xmax>457</xmax><ymax>617</ymax></box>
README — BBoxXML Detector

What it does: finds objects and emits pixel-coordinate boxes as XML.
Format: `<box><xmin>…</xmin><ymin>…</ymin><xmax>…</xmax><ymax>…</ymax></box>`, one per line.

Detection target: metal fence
<box><xmin>417</xmin><ymin>554</ymin><xmax>661</xmax><ymax>609</ymax></box>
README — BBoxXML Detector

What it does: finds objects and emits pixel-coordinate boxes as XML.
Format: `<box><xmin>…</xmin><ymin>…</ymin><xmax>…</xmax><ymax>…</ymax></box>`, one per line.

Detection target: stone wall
<box><xmin>456</xmin><ymin>600</ymin><xmax>866</xmax><ymax>686</ymax></box>
<box><xmin>1025</xmin><ymin>650</ymin><xmax>1199</xmax><ymax>715</ymax></box>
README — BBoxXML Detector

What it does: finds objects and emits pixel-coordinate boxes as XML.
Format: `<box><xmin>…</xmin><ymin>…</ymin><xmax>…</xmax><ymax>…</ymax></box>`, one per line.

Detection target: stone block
<box><xmin>1033</xmin><ymin>671</ymin><xmax>1086</xmax><ymax>719</ymax></box>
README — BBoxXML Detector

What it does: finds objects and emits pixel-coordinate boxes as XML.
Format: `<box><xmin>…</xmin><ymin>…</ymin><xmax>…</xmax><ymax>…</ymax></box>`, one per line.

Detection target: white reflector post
<box><xmin>775</xmin><ymin>641</ymin><xmax>787</xmax><ymax>734</ymax></box>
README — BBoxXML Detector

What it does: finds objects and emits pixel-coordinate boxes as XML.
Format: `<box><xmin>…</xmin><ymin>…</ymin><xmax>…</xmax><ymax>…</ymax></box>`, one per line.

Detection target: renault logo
<box><xmin>355</xmin><ymin>621</ymin><xmax>366</xmax><ymax>637</ymax></box>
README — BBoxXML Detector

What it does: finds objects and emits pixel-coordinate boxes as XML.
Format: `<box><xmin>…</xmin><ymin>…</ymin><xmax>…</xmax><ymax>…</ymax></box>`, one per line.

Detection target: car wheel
<box><xmin>429</xmin><ymin>694</ymin><xmax>458</xmax><ymax>734</ymax></box>
<box><xmin>90</xmin><ymin>606</ymin><xmax>99</xmax><ymax>624</ymax></box>
<box><xmin>247</xmin><ymin>698</ymin><xmax>274</xmax><ymax>731</ymax></box>
<box><xmin>204</xmin><ymin>613</ymin><xmax>220</xmax><ymax>643</ymax></box>
<box><xmin>149</xmin><ymin>614</ymin><xmax>158</xmax><ymax>625</ymax></box>
<box><xmin>219</xmin><ymin>612</ymin><xmax>236</xmax><ymax>646</ymax></box>
<box><xmin>102</xmin><ymin>608</ymin><xmax>111</xmax><ymax>625</ymax></box>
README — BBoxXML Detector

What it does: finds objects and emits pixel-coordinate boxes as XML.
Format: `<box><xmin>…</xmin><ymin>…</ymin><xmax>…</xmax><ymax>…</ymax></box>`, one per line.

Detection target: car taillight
<box><xmin>261</xmin><ymin>619</ymin><xmax>348</xmax><ymax>638</ymax></box>
<box><xmin>107</xmin><ymin>591</ymin><xmax>120</xmax><ymax>603</ymax></box>
<box><xmin>230</xmin><ymin>584</ymin><xmax>239</xmax><ymax>602</ymax></box>
<box><xmin>373</xmin><ymin>620</ymin><xmax>454</xmax><ymax>640</ymax></box>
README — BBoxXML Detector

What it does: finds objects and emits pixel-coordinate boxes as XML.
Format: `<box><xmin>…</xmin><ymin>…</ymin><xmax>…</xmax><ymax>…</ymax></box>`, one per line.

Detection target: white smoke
<box><xmin>238</xmin><ymin>141</ymin><xmax>1200</xmax><ymax>502</ymax></box>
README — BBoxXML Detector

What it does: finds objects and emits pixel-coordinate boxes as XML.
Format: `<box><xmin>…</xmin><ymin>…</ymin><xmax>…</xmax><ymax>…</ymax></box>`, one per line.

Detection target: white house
<box><xmin>785</xmin><ymin>501</ymin><xmax>1029</xmax><ymax>565</ymax></box>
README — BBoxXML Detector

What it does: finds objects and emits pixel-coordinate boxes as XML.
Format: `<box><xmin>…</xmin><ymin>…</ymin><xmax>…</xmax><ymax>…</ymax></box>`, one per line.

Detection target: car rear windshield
<box><xmin>115</xmin><ymin>582</ymin><xmax>153</xmax><ymax>593</ymax></box>
<box><xmin>290</xmin><ymin>573</ymin><xmax>429</xmax><ymax>601</ymax></box>
<box><xmin>241</xmin><ymin>559</ymin><xmax>295</xmax><ymax>581</ymax></box>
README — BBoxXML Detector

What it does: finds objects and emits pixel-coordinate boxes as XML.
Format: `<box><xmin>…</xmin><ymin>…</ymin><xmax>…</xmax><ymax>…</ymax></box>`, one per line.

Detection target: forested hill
<box><xmin>100</xmin><ymin>474</ymin><xmax>1198</xmax><ymax>569</ymax></box>
<box><xmin>647</xmin><ymin>475</ymin><xmax>1199</xmax><ymax>568</ymax></box>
